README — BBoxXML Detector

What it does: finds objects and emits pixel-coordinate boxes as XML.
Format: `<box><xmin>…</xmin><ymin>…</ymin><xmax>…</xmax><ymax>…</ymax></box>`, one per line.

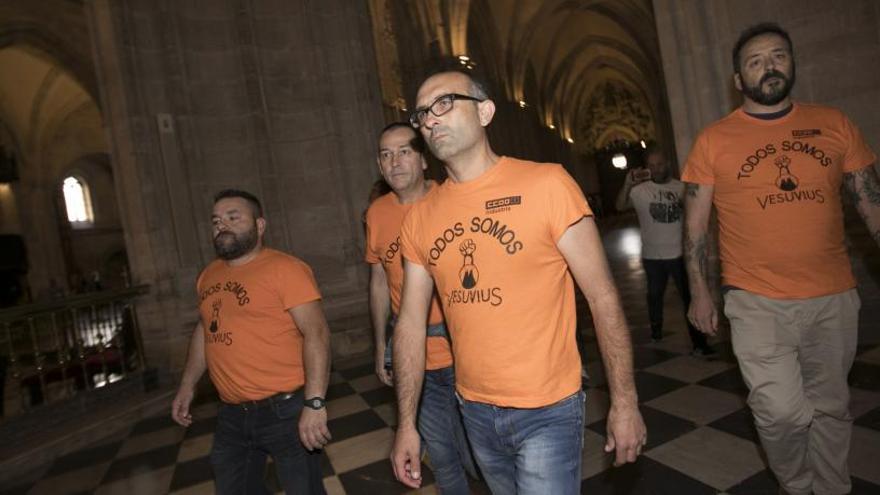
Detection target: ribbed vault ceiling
<box><xmin>0</xmin><ymin>46</ymin><xmax>95</xmax><ymax>158</ymax></box>
<box><xmin>376</xmin><ymin>0</ymin><xmax>665</xmax><ymax>151</ymax></box>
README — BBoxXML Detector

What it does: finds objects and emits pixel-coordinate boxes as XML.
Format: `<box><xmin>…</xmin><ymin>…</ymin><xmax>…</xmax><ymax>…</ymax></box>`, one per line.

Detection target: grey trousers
<box><xmin>724</xmin><ymin>288</ymin><xmax>859</xmax><ymax>495</ymax></box>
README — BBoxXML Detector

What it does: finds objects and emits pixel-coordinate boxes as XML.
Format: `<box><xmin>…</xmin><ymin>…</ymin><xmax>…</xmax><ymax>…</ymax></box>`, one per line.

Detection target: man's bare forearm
<box><xmin>557</xmin><ymin>218</ymin><xmax>638</xmax><ymax>407</ymax></box>
<box><xmin>179</xmin><ymin>324</ymin><xmax>207</xmax><ymax>391</ymax></box>
<box><xmin>392</xmin><ymin>316</ymin><xmax>425</xmax><ymax>428</ymax></box>
<box><xmin>291</xmin><ymin>303</ymin><xmax>332</xmax><ymax>399</ymax></box>
<box><xmin>302</xmin><ymin>327</ymin><xmax>330</xmax><ymax>399</ymax></box>
<box><xmin>589</xmin><ymin>287</ymin><xmax>638</xmax><ymax>408</ymax></box>
<box><xmin>615</xmin><ymin>182</ymin><xmax>634</xmax><ymax>212</ymax></box>
<box><xmin>684</xmin><ymin>183</ymin><xmax>711</xmax><ymax>294</ymax></box>
<box><xmin>369</xmin><ymin>268</ymin><xmax>391</xmax><ymax>351</ymax></box>
<box><xmin>844</xmin><ymin>165</ymin><xmax>880</xmax><ymax>247</ymax></box>
<box><xmin>684</xmin><ymin>228</ymin><xmax>709</xmax><ymax>291</ymax></box>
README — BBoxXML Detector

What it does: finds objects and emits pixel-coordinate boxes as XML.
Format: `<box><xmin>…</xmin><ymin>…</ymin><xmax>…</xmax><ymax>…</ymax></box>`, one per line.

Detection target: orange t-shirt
<box><xmin>401</xmin><ymin>157</ymin><xmax>592</xmax><ymax>407</ymax></box>
<box><xmin>365</xmin><ymin>187</ymin><xmax>452</xmax><ymax>371</ymax></box>
<box><xmin>682</xmin><ymin>103</ymin><xmax>877</xmax><ymax>299</ymax></box>
<box><xmin>197</xmin><ymin>248</ymin><xmax>321</xmax><ymax>403</ymax></box>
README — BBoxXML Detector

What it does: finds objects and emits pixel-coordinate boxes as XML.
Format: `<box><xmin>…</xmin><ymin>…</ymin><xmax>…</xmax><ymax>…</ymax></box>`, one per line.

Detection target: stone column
<box><xmin>85</xmin><ymin>0</ymin><xmax>385</xmax><ymax>374</ymax></box>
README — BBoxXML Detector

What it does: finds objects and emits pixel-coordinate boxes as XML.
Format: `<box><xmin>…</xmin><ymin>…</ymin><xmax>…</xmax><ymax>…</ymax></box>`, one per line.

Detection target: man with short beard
<box><xmin>616</xmin><ymin>145</ymin><xmax>714</xmax><ymax>355</ymax></box>
<box><xmin>172</xmin><ymin>189</ymin><xmax>332</xmax><ymax>494</ymax></box>
<box><xmin>683</xmin><ymin>23</ymin><xmax>880</xmax><ymax>495</ymax></box>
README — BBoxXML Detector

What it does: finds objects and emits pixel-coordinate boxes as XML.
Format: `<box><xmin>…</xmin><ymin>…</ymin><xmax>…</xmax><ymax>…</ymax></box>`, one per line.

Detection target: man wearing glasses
<box><xmin>364</xmin><ymin>122</ymin><xmax>475</xmax><ymax>494</ymax></box>
<box><xmin>389</xmin><ymin>69</ymin><xmax>646</xmax><ymax>494</ymax></box>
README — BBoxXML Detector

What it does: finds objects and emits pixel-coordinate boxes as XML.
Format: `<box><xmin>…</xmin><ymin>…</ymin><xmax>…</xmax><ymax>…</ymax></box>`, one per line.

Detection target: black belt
<box><xmin>229</xmin><ymin>390</ymin><xmax>299</xmax><ymax>410</ymax></box>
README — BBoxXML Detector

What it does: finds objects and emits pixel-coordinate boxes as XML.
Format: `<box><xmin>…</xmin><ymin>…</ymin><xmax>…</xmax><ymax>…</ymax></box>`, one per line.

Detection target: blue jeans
<box><xmin>210</xmin><ymin>391</ymin><xmax>325</xmax><ymax>494</ymax></box>
<box><xmin>458</xmin><ymin>390</ymin><xmax>585</xmax><ymax>495</ymax></box>
<box><xmin>419</xmin><ymin>366</ymin><xmax>476</xmax><ymax>494</ymax></box>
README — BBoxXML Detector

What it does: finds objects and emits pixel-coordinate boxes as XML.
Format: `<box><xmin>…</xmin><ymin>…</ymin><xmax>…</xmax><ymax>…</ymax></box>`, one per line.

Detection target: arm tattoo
<box><xmin>843</xmin><ymin>167</ymin><xmax>880</xmax><ymax>205</ymax></box>
<box><xmin>685</xmin><ymin>183</ymin><xmax>700</xmax><ymax>198</ymax></box>
<box><xmin>684</xmin><ymin>234</ymin><xmax>709</xmax><ymax>280</ymax></box>
<box><xmin>843</xmin><ymin>165</ymin><xmax>880</xmax><ymax>247</ymax></box>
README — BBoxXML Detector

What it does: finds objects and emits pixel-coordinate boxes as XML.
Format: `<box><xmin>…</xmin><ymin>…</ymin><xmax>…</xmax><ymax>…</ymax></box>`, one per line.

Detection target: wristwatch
<box><xmin>304</xmin><ymin>396</ymin><xmax>326</xmax><ymax>410</ymax></box>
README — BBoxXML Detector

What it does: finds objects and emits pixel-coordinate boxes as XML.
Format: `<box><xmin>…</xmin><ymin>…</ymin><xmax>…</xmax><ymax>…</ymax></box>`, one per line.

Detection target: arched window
<box><xmin>62</xmin><ymin>176</ymin><xmax>94</xmax><ymax>225</ymax></box>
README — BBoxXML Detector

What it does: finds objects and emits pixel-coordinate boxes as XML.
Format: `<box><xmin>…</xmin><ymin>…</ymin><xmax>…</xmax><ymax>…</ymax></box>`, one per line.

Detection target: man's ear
<box><xmin>478</xmin><ymin>99</ymin><xmax>496</xmax><ymax>127</ymax></box>
<box><xmin>733</xmin><ymin>72</ymin><xmax>743</xmax><ymax>92</ymax></box>
<box><xmin>257</xmin><ymin>217</ymin><xmax>267</xmax><ymax>236</ymax></box>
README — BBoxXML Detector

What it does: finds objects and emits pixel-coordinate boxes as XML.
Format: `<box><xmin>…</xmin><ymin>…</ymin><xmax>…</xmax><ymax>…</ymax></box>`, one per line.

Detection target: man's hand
<box><xmin>688</xmin><ymin>291</ymin><xmax>718</xmax><ymax>335</ymax></box>
<box><xmin>173</xmin><ymin>323</ymin><xmax>207</xmax><ymax>428</ymax></box>
<box><xmin>605</xmin><ymin>403</ymin><xmax>647</xmax><ymax>466</ymax></box>
<box><xmin>631</xmin><ymin>168</ymin><xmax>652</xmax><ymax>185</ymax></box>
<box><xmin>171</xmin><ymin>387</ymin><xmax>195</xmax><ymax>427</ymax></box>
<box><xmin>391</xmin><ymin>424</ymin><xmax>422</xmax><ymax>488</ymax></box>
<box><xmin>299</xmin><ymin>407</ymin><xmax>331</xmax><ymax>451</ymax></box>
<box><xmin>375</xmin><ymin>345</ymin><xmax>393</xmax><ymax>387</ymax></box>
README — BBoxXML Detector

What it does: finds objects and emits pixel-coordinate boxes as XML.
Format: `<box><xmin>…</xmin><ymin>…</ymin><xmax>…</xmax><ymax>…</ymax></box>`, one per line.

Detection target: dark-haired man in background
<box><xmin>683</xmin><ymin>22</ymin><xmax>880</xmax><ymax>495</ymax></box>
<box><xmin>172</xmin><ymin>189</ymin><xmax>332</xmax><ymax>494</ymax></box>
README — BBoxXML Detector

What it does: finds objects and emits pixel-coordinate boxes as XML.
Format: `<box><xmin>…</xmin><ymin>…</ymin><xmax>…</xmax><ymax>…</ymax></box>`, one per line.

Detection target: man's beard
<box><xmin>740</xmin><ymin>67</ymin><xmax>795</xmax><ymax>106</ymax></box>
<box><xmin>213</xmin><ymin>225</ymin><xmax>258</xmax><ymax>260</ymax></box>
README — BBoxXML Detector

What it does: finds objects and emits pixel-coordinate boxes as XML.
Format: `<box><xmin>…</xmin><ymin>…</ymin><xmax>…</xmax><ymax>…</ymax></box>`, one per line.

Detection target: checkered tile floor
<box><xmin>4</xmin><ymin>219</ymin><xmax>880</xmax><ymax>494</ymax></box>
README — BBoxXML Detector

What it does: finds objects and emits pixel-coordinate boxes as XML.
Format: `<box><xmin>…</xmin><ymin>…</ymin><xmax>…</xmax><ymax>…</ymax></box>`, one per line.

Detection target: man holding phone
<box><xmin>616</xmin><ymin>145</ymin><xmax>714</xmax><ymax>354</ymax></box>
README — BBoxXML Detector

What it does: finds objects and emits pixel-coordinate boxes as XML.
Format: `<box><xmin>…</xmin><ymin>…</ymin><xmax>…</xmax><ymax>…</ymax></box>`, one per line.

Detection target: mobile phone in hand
<box><xmin>633</xmin><ymin>168</ymin><xmax>652</xmax><ymax>181</ymax></box>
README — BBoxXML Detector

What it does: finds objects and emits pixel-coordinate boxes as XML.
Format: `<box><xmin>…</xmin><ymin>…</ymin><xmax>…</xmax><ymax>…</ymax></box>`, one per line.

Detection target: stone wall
<box><xmin>653</xmin><ymin>0</ymin><xmax>880</xmax><ymax>165</ymax></box>
<box><xmin>86</xmin><ymin>0</ymin><xmax>385</xmax><ymax>373</ymax></box>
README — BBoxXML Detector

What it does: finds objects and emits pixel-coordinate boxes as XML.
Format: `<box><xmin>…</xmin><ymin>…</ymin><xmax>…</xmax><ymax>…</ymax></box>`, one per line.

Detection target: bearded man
<box><xmin>683</xmin><ymin>22</ymin><xmax>880</xmax><ymax>495</ymax></box>
<box><xmin>172</xmin><ymin>189</ymin><xmax>332</xmax><ymax>494</ymax></box>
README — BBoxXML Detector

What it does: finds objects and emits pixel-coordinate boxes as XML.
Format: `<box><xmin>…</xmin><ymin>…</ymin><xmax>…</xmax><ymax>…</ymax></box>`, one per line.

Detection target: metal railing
<box><xmin>0</xmin><ymin>285</ymin><xmax>150</xmax><ymax>418</ymax></box>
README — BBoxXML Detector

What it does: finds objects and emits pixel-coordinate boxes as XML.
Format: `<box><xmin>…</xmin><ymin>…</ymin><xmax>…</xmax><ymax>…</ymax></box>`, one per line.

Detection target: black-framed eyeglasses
<box><xmin>409</xmin><ymin>93</ymin><xmax>485</xmax><ymax>128</ymax></box>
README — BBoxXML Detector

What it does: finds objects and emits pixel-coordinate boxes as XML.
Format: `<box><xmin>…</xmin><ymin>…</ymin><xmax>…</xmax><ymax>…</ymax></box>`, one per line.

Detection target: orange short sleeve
<box><xmin>275</xmin><ymin>258</ymin><xmax>321</xmax><ymax>310</ymax></box>
<box><xmin>682</xmin><ymin>131</ymin><xmax>715</xmax><ymax>185</ymax></box>
<box><xmin>400</xmin><ymin>208</ymin><xmax>427</xmax><ymax>267</ymax></box>
<box><xmin>544</xmin><ymin>165</ymin><xmax>593</xmax><ymax>242</ymax></box>
<box><xmin>364</xmin><ymin>218</ymin><xmax>381</xmax><ymax>264</ymax></box>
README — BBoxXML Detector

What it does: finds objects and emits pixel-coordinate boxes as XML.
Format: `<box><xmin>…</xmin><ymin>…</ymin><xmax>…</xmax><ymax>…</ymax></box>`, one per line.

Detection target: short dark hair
<box><xmin>213</xmin><ymin>189</ymin><xmax>263</xmax><ymax>218</ymax></box>
<box><xmin>379</xmin><ymin>122</ymin><xmax>426</xmax><ymax>155</ymax></box>
<box><xmin>732</xmin><ymin>22</ymin><xmax>793</xmax><ymax>73</ymax></box>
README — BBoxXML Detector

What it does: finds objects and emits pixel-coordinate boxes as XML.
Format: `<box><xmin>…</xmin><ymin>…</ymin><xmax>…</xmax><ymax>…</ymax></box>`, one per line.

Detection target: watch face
<box><xmin>306</xmin><ymin>397</ymin><xmax>325</xmax><ymax>409</ymax></box>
